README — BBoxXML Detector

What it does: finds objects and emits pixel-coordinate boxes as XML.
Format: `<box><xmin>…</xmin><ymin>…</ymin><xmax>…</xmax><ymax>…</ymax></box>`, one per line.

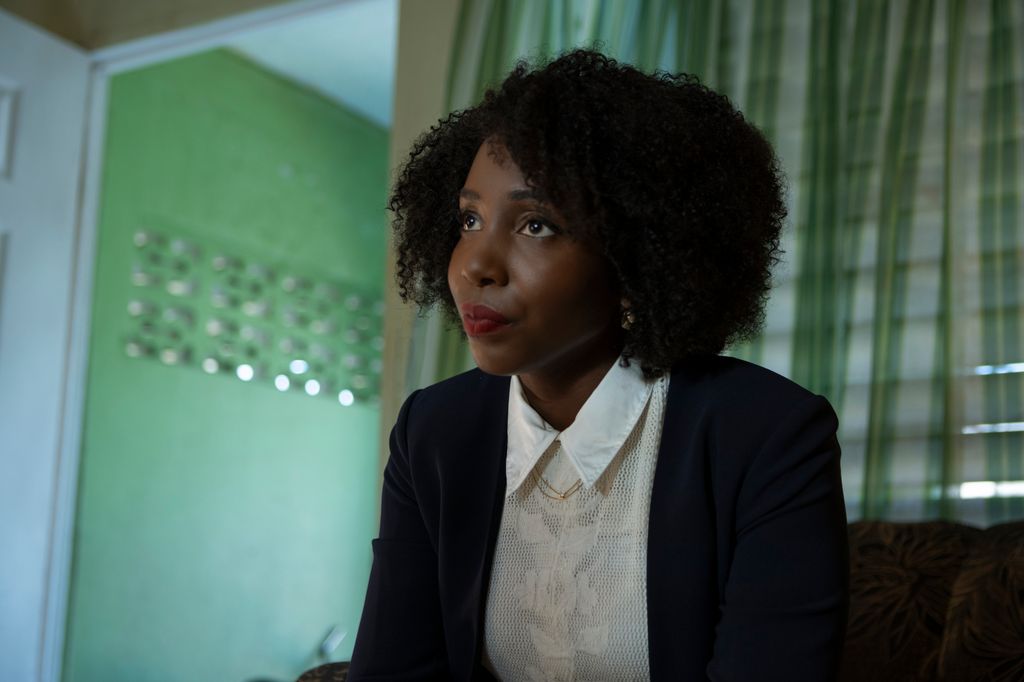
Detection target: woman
<box><xmin>349</xmin><ymin>49</ymin><xmax>848</xmax><ymax>680</ymax></box>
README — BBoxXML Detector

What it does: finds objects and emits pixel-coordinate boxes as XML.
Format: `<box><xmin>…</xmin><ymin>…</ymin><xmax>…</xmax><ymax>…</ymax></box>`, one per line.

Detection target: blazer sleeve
<box><xmin>349</xmin><ymin>389</ymin><xmax>449</xmax><ymax>680</ymax></box>
<box><xmin>707</xmin><ymin>393</ymin><xmax>849</xmax><ymax>681</ymax></box>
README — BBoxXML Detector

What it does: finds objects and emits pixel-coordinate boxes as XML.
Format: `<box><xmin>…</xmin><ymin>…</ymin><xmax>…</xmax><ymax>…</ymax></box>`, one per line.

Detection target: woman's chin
<box><xmin>467</xmin><ymin>346</ymin><xmax>520</xmax><ymax>377</ymax></box>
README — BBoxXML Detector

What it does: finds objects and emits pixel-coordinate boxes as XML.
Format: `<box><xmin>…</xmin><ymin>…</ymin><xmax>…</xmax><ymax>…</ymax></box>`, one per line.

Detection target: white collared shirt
<box><xmin>483</xmin><ymin>357</ymin><xmax>670</xmax><ymax>680</ymax></box>
<box><xmin>504</xmin><ymin>356</ymin><xmax>659</xmax><ymax>494</ymax></box>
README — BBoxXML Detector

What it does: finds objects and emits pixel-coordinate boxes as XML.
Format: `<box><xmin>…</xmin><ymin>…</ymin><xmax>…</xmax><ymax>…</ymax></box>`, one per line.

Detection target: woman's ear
<box><xmin>620</xmin><ymin>297</ymin><xmax>636</xmax><ymax>331</ymax></box>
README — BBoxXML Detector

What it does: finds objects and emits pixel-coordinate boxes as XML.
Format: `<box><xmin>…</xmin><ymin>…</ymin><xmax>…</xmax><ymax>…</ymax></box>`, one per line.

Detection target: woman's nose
<box><xmin>459</xmin><ymin>229</ymin><xmax>508</xmax><ymax>287</ymax></box>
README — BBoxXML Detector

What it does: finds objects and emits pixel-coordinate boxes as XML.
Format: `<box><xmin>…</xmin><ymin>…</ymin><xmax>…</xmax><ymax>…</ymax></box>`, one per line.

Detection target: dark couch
<box><xmin>842</xmin><ymin>520</ymin><xmax>1024</xmax><ymax>681</ymax></box>
<box><xmin>299</xmin><ymin>520</ymin><xmax>1024</xmax><ymax>681</ymax></box>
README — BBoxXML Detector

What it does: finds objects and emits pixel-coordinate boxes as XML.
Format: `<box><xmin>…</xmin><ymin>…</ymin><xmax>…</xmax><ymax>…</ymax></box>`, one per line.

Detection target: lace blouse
<box><xmin>483</xmin><ymin>357</ymin><xmax>670</xmax><ymax>681</ymax></box>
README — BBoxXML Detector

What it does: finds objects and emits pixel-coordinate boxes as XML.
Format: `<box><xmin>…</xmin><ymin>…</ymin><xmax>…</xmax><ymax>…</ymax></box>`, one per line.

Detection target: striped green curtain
<box><xmin>976</xmin><ymin>0</ymin><xmax>1023</xmax><ymax>523</ymax></box>
<box><xmin>408</xmin><ymin>0</ymin><xmax>1024</xmax><ymax>525</ymax></box>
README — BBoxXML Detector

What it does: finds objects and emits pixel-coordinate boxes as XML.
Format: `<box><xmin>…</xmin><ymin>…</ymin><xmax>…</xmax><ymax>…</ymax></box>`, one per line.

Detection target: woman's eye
<box><xmin>517</xmin><ymin>218</ymin><xmax>558</xmax><ymax>238</ymax></box>
<box><xmin>459</xmin><ymin>211</ymin><xmax>480</xmax><ymax>231</ymax></box>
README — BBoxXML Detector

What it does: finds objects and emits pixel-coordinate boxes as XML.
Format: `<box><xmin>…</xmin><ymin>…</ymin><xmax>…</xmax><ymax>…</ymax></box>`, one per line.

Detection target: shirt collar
<box><xmin>505</xmin><ymin>356</ymin><xmax>655</xmax><ymax>495</ymax></box>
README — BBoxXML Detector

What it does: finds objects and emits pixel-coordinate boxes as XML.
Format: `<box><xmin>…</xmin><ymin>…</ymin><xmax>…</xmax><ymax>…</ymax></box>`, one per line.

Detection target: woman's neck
<box><xmin>517</xmin><ymin>344</ymin><xmax>621</xmax><ymax>431</ymax></box>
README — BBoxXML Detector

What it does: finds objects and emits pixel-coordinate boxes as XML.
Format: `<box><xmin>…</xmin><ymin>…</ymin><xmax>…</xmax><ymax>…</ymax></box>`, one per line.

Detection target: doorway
<box><xmin>62</xmin><ymin>1</ymin><xmax>396</xmax><ymax>679</ymax></box>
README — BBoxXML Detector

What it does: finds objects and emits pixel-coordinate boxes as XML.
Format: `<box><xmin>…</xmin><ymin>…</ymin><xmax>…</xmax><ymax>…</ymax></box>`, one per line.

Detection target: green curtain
<box><xmin>978</xmin><ymin>0</ymin><xmax>1023</xmax><ymax>522</ymax></box>
<box><xmin>408</xmin><ymin>0</ymin><xmax>1024</xmax><ymax>525</ymax></box>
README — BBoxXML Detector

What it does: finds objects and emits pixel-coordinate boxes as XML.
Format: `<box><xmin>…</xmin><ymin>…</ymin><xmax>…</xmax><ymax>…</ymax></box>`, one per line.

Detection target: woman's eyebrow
<box><xmin>503</xmin><ymin>188</ymin><xmax>544</xmax><ymax>201</ymax></box>
<box><xmin>458</xmin><ymin>188</ymin><xmax>549</xmax><ymax>203</ymax></box>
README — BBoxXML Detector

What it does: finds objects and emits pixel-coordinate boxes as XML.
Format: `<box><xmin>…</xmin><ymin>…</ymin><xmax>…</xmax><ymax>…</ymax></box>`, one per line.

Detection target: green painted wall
<box><xmin>64</xmin><ymin>49</ymin><xmax>388</xmax><ymax>682</ymax></box>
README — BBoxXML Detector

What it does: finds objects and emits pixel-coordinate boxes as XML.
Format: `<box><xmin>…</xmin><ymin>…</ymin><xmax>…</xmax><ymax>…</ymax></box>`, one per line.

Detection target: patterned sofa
<box><xmin>842</xmin><ymin>520</ymin><xmax>1024</xmax><ymax>681</ymax></box>
<box><xmin>298</xmin><ymin>520</ymin><xmax>1024</xmax><ymax>681</ymax></box>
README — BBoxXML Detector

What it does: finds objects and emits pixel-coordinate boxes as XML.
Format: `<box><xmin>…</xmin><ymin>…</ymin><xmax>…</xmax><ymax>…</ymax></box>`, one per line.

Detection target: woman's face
<box><xmin>447</xmin><ymin>139</ymin><xmax>621</xmax><ymax>377</ymax></box>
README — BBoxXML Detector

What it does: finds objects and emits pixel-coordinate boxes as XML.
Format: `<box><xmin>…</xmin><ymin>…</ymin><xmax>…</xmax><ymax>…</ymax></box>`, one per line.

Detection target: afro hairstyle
<box><xmin>388</xmin><ymin>48</ymin><xmax>787</xmax><ymax>377</ymax></box>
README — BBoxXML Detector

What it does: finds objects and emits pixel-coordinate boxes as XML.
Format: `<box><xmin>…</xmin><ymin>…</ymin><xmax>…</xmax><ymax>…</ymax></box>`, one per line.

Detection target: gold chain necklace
<box><xmin>530</xmin><ymin>468</ymin><xmax>583</xmax><ymax>501</ymax></box>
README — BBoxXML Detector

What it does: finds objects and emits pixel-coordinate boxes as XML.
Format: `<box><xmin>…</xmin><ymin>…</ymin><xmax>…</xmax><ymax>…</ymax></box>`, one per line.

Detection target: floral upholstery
<box><xmin>296</xmin><ymin>662</ymin><xmax>348</xmax><ymax>681</ymax></box>
<box><xmin>841</xmin><ymin>520</ymin><xmax>1024</xmax><ymax>682</ymax></box>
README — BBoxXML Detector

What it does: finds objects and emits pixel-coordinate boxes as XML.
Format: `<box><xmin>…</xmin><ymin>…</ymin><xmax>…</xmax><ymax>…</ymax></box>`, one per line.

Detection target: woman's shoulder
<box><xmin>668</xmin><ymin>356</ymin><xmax>841</xmax><ymax>497</ymax></box>
<box><xmin>398</xmin><ymin>368</ymin><xmax>510</xmax><ymax>435</ymax></box>
<box><xmin>668</xmin><ymin>354</ymin><xmax>837</xmax><ymax>436</ymax></box>
<box><xmin>672</xmin><ymin>354</ymin><xmax>819</xmax><ymax>401</ymax></box>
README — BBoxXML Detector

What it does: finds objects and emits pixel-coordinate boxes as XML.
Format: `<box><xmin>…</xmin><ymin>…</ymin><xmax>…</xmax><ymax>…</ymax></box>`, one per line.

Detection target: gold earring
<box><xmin>620</xmin><ymin>298</ymin><xmax>636</xmax><ymax>331</ymax></box>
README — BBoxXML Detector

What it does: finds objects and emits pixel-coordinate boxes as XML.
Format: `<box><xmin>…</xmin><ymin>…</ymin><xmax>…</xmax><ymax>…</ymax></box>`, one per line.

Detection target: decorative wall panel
<box><xmin>124</xmin><ymin>228</ymin><xmax>384</xmax><ymax>404</ymax></box>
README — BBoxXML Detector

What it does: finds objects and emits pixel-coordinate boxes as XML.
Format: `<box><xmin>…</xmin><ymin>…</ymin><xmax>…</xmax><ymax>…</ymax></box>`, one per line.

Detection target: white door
<box><xmin>0</xmin><ymin>9</ymin><xmax>90</xmax><ymax>682</ymax></box>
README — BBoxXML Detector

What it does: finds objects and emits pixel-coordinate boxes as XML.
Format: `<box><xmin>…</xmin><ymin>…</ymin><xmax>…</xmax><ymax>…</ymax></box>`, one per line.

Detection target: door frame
<box><xmin>43</xmin><ymin>2</ymin><xmax>355</xmax><ymax>679</ymax></box>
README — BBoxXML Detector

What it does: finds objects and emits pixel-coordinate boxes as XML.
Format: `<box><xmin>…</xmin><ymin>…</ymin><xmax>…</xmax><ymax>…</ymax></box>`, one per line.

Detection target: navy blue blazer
<box><xmin>350</xmin><ymin>355</ymin><xmax>849</xmax><ymax>680</ymax></box>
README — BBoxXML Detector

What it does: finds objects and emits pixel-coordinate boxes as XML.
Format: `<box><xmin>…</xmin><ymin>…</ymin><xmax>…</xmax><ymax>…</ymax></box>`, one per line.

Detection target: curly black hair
<box><xmin>389</xmin><ymin>48</ymin><xmax>786</xmax><ymax>378</ymax></box>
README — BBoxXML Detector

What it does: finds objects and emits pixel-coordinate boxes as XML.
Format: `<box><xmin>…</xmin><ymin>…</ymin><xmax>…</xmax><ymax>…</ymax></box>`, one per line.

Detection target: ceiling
<box><xmin>226</xmin><ymin>0</ymin><xmax>397</xmax><ymax>127</ymax></box>
<box><xmin>0</xmin><ymin>0</ymin><xmax>398</xmax><ymax>128</ymax></box>
<box><xmin>0</xmin><ymin>0</ymin><xmax>291</xmax><ymax>48</ymax></box>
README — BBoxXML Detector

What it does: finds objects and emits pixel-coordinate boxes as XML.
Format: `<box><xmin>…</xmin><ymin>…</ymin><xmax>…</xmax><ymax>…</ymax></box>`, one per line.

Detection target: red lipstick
<box><xmin>459</xmin><ymin>303</ymin><xmax>511</xmax><ymax>336</ymax></box>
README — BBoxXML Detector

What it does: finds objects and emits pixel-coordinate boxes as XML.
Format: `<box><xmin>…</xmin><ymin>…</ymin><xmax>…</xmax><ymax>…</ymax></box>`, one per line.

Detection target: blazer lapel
<box><xmin>436</xmin><ymin>370</ymin><xmax>509</xmax><ymax>680</ymax></box>
<box><xmin>646</xmin><ymin>361</ymin><xmax>720</xmax><ymax>680</ymax></box>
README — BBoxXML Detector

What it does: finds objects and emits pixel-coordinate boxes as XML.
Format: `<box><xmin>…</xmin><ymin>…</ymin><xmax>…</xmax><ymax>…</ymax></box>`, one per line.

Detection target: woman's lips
<box><xmin>459</xmin><ymin>303</ymin><xmax>511</xmax><ymax>337</ymax></box>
